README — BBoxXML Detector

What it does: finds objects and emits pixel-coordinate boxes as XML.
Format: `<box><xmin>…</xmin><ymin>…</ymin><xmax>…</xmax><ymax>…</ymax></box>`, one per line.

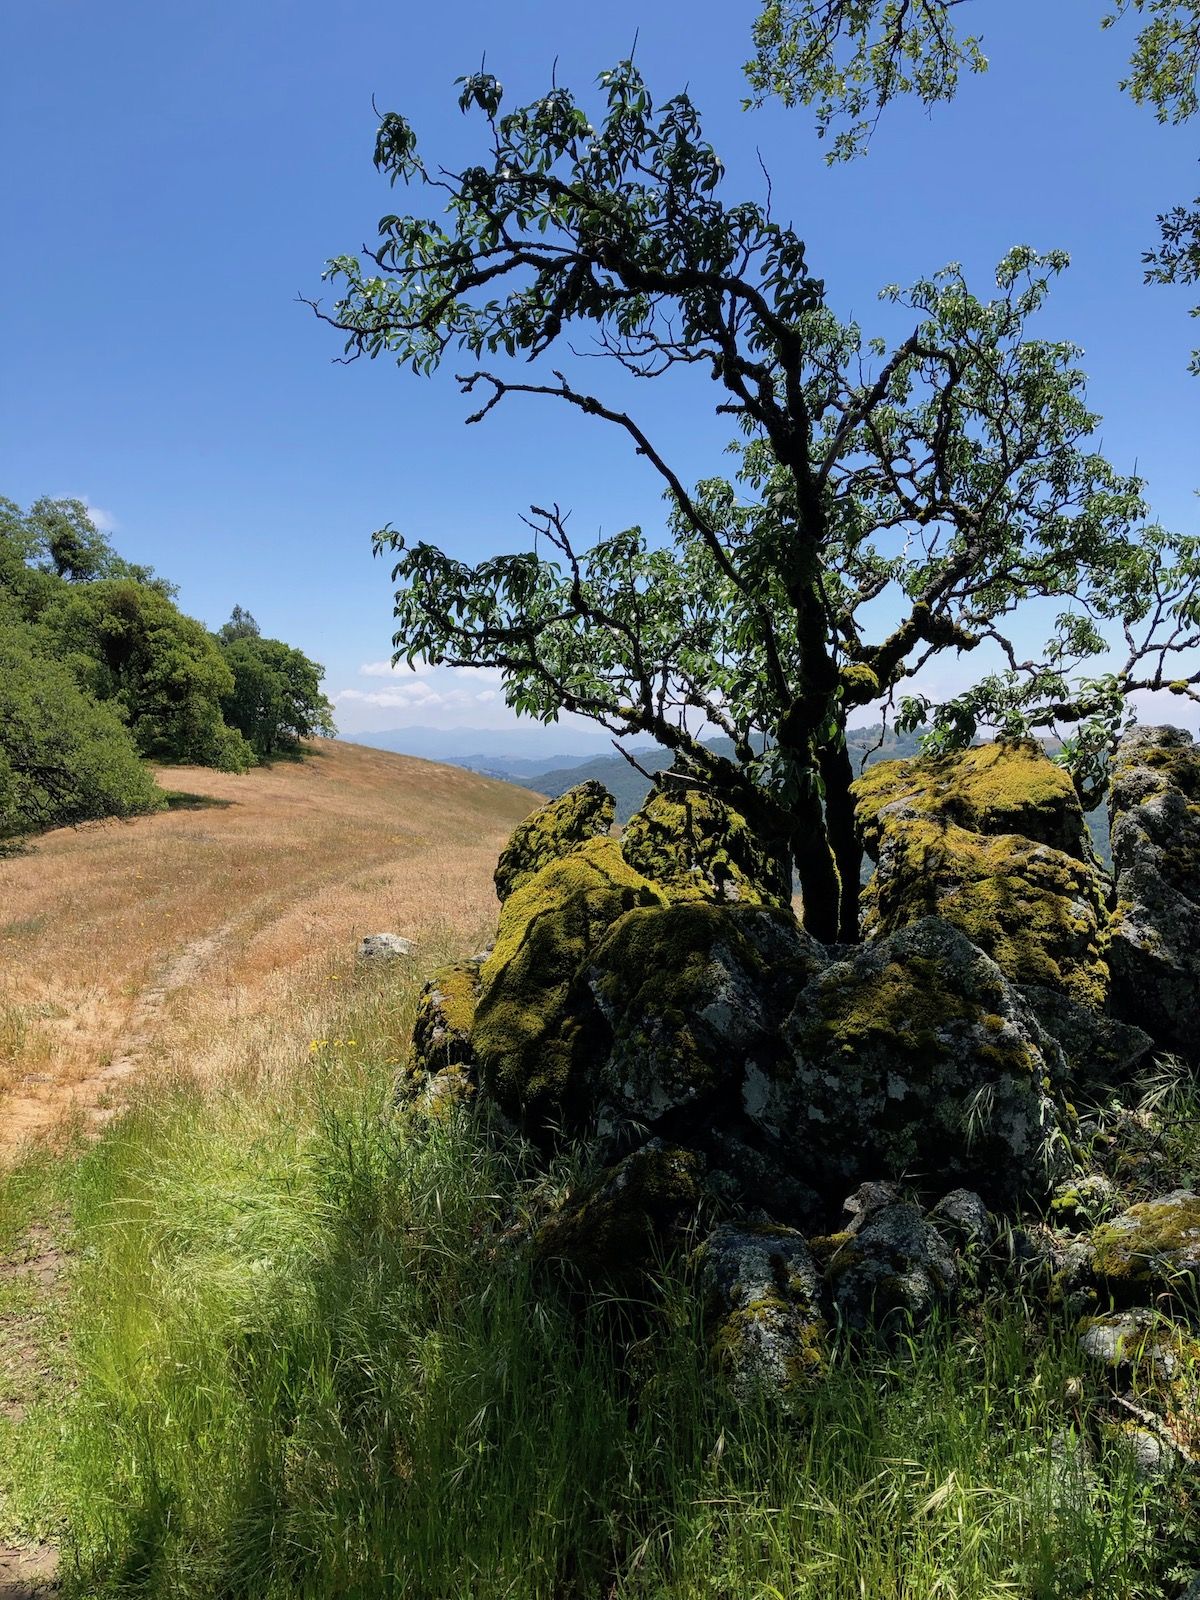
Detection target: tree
<box><xmin>40</xmin><ymin>579</ymin><xmax>254</xmax><ymax>771</ymax></box>
<box><xmin>220</xmin><ymin>634</ymin><xmax>335</xmax><ymax>758</ymax></box>
<box><xmin>218</xmin><ymin>604</ymin><xmax>262</xmax><ymax>643</ymax></box>
<box><xmin>317</xmin><ymin>63</ymin><xmax>1200</xmax><ymax>942</ymax></box>
<box><xmin>745</xmin><ymin>0</ymin><xmax>1200</xmax><ymax>369</ymax></box>
<box><xmin>0</xmin><ymin>625</ymin><xmax>162</xmax><ymax>845</ymax></box>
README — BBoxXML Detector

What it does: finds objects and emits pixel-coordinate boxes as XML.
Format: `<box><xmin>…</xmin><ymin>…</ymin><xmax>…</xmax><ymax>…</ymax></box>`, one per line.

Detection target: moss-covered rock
<box><xmin>750</xmin><ymin>917</ymin><xmax>1072</xmax><ymax>1205</ymax></box>
<box><xmin>855</xmin><ymin>739</ymin><xmax>1093</xmax><ymax>858</ymax></box>
<box><xmin>410</xmin><ymin>960</ymin><xmax>481</xmax><ymax>1078</ymax></box>
<box><xmin>493</xmin><ymin>780</ymin><xmax>615</xmax><ymax>903</ymax></box>
<box><xmin>473</xmin><ymin>836</ymin><xmax>666</xmax><ymax>1128</ymax></box>
<box><xmin>1108</xmin><ymin>725</ymin><xmax>1200</xmax><ymax>1053</ymax></box>
<box><xmin>532</xmin><ymin>1139</ymin><xmax>705</xmax><ymax>1288</ymax></box>
<box><xmin>854</xmin><ymin>743</ymin><xmax>1110</xmax><ymax>1008</ymax></box>
<box><xmin>1089</xmin><ymin>1190</ymin><xmax>1200</xmax><ymax>1296</ymax></box>
<box><xmin>698</xmin><ymin>1221</ymin><xmax>828</xmax><ymax>1399</ymax></box>
<box><xmin>582</xmin><ymin>901</ymin><xmax>824</xmax><ymax>1149</ymax></box>
<box><xmin>620</xmin><ymin>775</ymin><xmax>792</xmax><ymax>908</ymax></box>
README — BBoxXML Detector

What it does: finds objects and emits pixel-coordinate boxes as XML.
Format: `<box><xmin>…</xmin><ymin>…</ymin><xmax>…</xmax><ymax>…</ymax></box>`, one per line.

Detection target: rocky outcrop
<box><xmin>747</xmin><ymin>917</ymin><xmax>1072</xmax><ymax>1206</ymax></box>
<box><xmin>493</xmin><ymin>780</ymin><xmax>615</xmax><ymax>903</ymax></box>
<box><xmin>1108</xmin><ymin>725</ymin><xmax>1200</xmax><ymax>1052</ymax></box>
<box><xmin>473</xmin><ymin>836</ymin><xmax>665</xmax><ymax>1128</ymax></box>
<box><xmin>854</xmin><ymin>741</ymin><xmax>1110</xmax><ymax>1007</ymax></box>
<box><xmin>581</xmin><ymin>902</ymin><xmax>824</xmax><ymax>1152</ymax></box>
<box><xmin>620</xmin><ymin>772</ymin><xmax>792</xmax><ymax>908</ymax></box>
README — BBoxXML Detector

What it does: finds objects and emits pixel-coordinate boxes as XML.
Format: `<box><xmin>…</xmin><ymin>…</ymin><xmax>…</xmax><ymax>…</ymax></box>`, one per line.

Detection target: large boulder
<box><xmin>620</xmin><ymin>773</ymin><xmax>793</xmax><ymax>908</ymax></box>
<box><xmin>580</xmin><ymin>901</ymin><xmax>824</xmax><ymax>1152</ymax></box>
<box><xmin>854</xmin><ymin>741</ymin><xmax>1110</xmax><ymax>1008</ymax></box>
<box><xmin>472</xmin><ymin>836</ymin><xmax>665</xmax><ymax>1127</ymax></box>
<box><xmin>1107</xmin><ymin>725</ymin><xmax>1200</xmax><ymax>1052</ymax></box>
<box><xmin>746</xmin><ymin>917</ymin><xmax>1073</xmax><ymax>1206</ymax></box>
<box><xmin>493</xmin><ymin>780</ymin><xmax>615</xmax><ymax>903</ymax></box>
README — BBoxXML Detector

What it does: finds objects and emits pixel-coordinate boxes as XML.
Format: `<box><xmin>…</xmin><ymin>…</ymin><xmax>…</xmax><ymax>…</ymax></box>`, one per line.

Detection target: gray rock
<box><xmin>357</xmin><ymin>932</ymin><xmax>416</xmax><ymax>961</ymax></box>
<box><xmin>840</xmin><ymin>1181</ymin><xmax>902</xmax><ymax>1232</ymax></box>
<box><xmin>824</xmin><ymin>1201</ymin><xmax>958</xmax><ymax>1332</ymax></box>
<box><xmin>1077</xmin><ymin>1308</ymin><xmax>1185</xmax><ymax>1379</ymax></box>
<box><xmin>1019</xmin><ymin>985</ymin><xmax>1153</xmax><ymax>1095</ymax></box>
<box><xmin>583</xmin><ymin>902</ymin><xmax>825</xmax><ymax>1148</ymax></box>
<box><xmin>1107</xmin><ymin>725</ymin><xmax>1200</xmax><ymax>1054</ymax></box>
<box><xmin>1109</xmin><ymin>1423</ymin><xmax>1180</xmax><ymax>1481</ymax></box>
<box><xmin>698</xmin><ymin>1221</ymin><xmax>827</xmax><ymax>1399</ymax></box>
<box><xmin>748</xmin><ymin>917</ymin><xmax>1072</xmax><ymax>1206</ymax></box>
<box><xmin>929</xmin><ymin>1188</ymin><xmax>996</xmax><ymax>1252</ymax></box>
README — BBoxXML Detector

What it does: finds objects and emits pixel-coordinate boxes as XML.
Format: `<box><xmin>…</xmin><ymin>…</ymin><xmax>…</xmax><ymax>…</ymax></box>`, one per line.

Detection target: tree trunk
<box><xmin>791</xmin><ymin>786</ymin><xmax>842</xmax><ymax>944</ymax></box>
<box><xmin>819</xmin><ymin>739</ymin><xmax>863</xmax><ymax>942</ymax></box>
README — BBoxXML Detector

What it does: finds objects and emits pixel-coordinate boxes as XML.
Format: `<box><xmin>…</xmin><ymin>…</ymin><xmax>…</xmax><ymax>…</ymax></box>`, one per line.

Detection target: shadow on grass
<box><xmin>159</xmin><ymin>791</ymin><xmax>237</xmax><ymax>812</ymax></box>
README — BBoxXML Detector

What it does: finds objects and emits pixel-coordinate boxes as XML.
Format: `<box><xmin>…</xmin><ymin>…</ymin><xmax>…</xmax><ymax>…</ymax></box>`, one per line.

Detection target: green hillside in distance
<box><xmin>509</xmin><ymin>723</ymin><xmax>1113</xmax><ymax>868</ymax></box>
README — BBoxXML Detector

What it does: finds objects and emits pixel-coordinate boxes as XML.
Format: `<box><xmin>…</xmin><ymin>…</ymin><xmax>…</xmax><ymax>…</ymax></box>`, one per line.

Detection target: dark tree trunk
<box><xmin>818</xmin><ymin>739</ymin><xmax>863</xmax><ymax>942</ymax></box>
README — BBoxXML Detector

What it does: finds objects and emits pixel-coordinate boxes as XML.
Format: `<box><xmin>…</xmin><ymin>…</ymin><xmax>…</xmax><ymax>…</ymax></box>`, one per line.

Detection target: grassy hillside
<box><xmin>0</xmin><ymin>738</ymin><xmax>536</xmax><ymax>1158</ymax></box>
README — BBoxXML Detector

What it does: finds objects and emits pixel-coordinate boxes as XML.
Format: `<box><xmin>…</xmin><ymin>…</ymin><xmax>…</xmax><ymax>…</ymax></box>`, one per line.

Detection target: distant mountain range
<box><xmin>351</xmin><ymin>721</ymin><xmax>1111</xmax><ymax>865</ymax></box>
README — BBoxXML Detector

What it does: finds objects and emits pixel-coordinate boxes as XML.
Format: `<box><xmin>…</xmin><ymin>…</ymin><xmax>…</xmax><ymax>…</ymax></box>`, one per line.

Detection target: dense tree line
<box><xmin>0</xmin><ymin>496</ymin><xmax>334</xmax><ymax>846</ymax></box>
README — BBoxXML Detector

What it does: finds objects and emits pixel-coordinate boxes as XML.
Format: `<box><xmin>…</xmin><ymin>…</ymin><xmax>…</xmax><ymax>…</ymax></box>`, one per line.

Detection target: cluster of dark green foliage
<box><xmin>217</xmin><ymin>606</ymin><xmax>336</xmax><ymax>759</ymax></box>
<box><xmin>0</xmin><ymin>497</ymin><xmax>334</xmax><ymax>844</ymax></box>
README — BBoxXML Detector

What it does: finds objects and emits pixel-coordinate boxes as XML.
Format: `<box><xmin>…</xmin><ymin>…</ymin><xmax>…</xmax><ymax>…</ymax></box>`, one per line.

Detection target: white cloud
<box><xmin>61</xmin><ymin>494</ymin><xmax>117</xmax><ymax>533</ymax></box>
<box><xmin>358</xmin><ymin>657</ymin><xmax>437</xmax><ymax>677</ymax></box>
<box><xmin>335</xmin><ymin>684</ymin><xmax>475</xmax><ymax>710</ymax></box>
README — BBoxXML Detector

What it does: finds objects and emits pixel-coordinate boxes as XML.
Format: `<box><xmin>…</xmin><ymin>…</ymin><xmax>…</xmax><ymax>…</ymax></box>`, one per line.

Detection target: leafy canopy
<box><xmin>745</xmin><ymin>0</ymin><xmax>1200</xmax><ymax>369</ymax></box>
<box><xmin>320</xmin><ymin>62</ymin><xmax>1200</xmax><ymax>935</ymax></box>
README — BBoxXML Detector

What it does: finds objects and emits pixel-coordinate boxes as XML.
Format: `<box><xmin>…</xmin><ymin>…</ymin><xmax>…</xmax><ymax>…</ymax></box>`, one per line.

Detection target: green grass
<box><xmin>1</xmin><ymin>967</ymin><xmax>1198</xmax><ymax>1598</ymax></box>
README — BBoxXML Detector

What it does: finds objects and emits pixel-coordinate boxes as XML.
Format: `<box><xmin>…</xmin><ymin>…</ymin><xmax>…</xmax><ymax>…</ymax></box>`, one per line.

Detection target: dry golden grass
<box><xmin>0</xmin><ymin>739</ymin><xmax>538</xmax><ymax>1158</ymax></box>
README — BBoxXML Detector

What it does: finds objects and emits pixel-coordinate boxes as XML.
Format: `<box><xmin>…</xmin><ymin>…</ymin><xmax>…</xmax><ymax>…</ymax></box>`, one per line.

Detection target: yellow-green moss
<box><xmin>493</xmin><ymin>780</ymin><xmax>615</xmax><ymax>902</ymax></box>
<box><xmin>839</xmin><ymin>662</ymin><xmax>881</xmax><ymax>703</ymax></box>
<box><xmin>409</xmin><ymin>960</ymin><xmax>480</xmax><ymax>1076</ymax></box>
<box><xmin>1091</xmin><ymin>1195</ymin><xmax>1200</xmax><ymax>1286</ymax></box>
<box><xmin>620</xmin><ymin>782</ymin><xmax>791</xmax><ymax>908</ymax></box>
<box><xmin>857</xmin><ymin>815</ymin><xmax>1109</xmax><ymax>1007</ymax></box>
<box><xmin>854</xmin><ymin>739</ymin><xmax>1086</xmax><ymax>854</ymax></box>
<box><xmin>474</xmin><ymin>837</ymin><xmax>666</xmax><ymax>1124</ymax></box>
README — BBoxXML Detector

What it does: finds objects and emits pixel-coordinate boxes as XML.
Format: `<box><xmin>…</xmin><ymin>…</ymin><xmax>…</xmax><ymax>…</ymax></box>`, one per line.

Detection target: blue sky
<box><xmin>3</xmin><ymin>0</ymin><xmax>1197</xmax><ymax>748</ymax></box>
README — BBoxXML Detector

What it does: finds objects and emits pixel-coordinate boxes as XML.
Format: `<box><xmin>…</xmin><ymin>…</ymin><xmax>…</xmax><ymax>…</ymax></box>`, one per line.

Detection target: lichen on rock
<box><xmin>493</xmin><ymin>779</ymin><xmax>615</xmax><ymax>903</ymax></box>
<box><xmin>698</xmin><ymin>1221</ymin><xmax>828</xmax><ymax>1398</ymax></box>
<box><xmin>820</xmin><ymin>1199</ymin><xmax>958</xmax><ymax>1333</ymax></box>
<box><xmin>410</xmin><ymin>960</ymin><xmax>481</xmax><ymax>1078</ymax></box>
<box><xmin>751</xmin><ymin>917</ymin><xmax>1072</xmax><ymax>1205</ymax></box>
<box><xmin>1089</xmin><ymin>1189</ymin><xmax>1200</xmax><ymax>1295</ymax></box>
<box><xmin>1107</xmin><ymin>725</ymin><xmax>1200</xmax><ymax>1052</ymax></box>
<box><xmin>582</xmin><ymin>901</ymin><xmax>824</xmax><ymax>1150</ymax></box>
<box><xmin>473</xmin><ymin>836</ymin><xmax>666</xmax><ymax>1128</ymax></box>
<box><xmin>854</xmin><ymin>741</ymin><xmax>1111</xmax><ymax>1007</ymax></box>
<box><xmin>620</xmin><ymin>773</ymin><xmax>792</xmax><ymax>908</ymax></box>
